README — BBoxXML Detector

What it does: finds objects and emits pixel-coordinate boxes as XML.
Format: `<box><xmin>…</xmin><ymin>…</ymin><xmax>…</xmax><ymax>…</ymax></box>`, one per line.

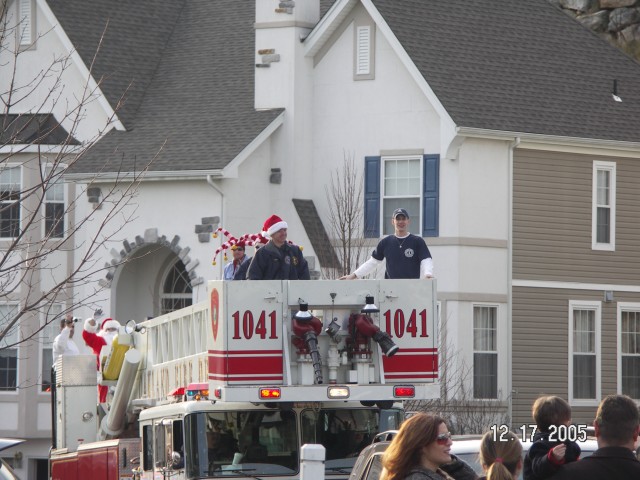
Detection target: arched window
<box><xmin>160</xmin><ymin>259</ymin><xmax>192</xmax><ymax>314</ymax></box>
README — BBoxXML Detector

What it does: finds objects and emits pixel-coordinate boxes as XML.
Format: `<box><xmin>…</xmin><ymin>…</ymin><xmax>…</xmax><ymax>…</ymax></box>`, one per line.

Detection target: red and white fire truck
<box><xmin>49</xmin><ymin>279</ymin><xmax>439</xmax><ymax>479</ymax></box>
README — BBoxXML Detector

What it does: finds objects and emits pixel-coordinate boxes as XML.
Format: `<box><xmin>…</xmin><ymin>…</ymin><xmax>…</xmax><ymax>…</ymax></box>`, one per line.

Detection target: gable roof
<box><xmin>0</xmin><ymin>114</ymin><xmax>79</xmax><ymax>145</ymax></box>
<box><xmin>319</xmin><ymin>0</ymin><xmax>640</xmax><ymax>145</ymax></box>
<box><xmin>293</xmin><ymin>199</ymin><xmax>341</xmax><ymax>271</ymax></box>
<box><xmin>50</xmin><ymin>0</ymin><xmax>282</xmax><ymax>175</ymax></box>
<box><xmin>46</xmin><ymin>0</ymin><xmax>184</xmax><ymax>130</ymax></box>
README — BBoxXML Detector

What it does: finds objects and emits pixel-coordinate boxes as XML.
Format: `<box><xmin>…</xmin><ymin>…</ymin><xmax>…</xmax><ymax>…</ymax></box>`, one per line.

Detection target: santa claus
<box><xmin>83</xmin><ymin>316</ymin><xmax>121</xmax><ymax>402</ymax></box>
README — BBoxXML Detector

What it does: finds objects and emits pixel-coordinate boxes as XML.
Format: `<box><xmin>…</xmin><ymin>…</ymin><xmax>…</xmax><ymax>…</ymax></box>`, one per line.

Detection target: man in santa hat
<box><xmin>83</xmin><ymin>314</ymin><xmax>121</xmax><ymax>402</ymax></box>
<box><xmin>247</xmin><ymin>215</ymin><xmax>309</xmax><ymax>280</ymax></box>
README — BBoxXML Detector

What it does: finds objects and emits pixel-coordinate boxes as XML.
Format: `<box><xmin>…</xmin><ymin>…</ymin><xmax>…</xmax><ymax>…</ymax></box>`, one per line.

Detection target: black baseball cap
<box><xmin>392</xmin><ymin>208</ymin><xmax>409</xmax><ymax>219</ymax></box>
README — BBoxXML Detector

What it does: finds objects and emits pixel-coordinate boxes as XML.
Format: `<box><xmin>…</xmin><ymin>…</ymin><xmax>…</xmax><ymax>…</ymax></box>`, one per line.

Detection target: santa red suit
<box><xmin>83</xmin><ymin>317</ymin><xmax>120</xmax><ymax>402</ymax></box>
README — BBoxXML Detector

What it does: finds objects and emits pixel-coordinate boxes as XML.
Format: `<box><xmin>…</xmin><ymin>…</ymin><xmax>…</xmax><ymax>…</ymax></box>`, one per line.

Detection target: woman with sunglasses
<box><xmin>478</xmin><ymin>430</ymin><xmax>523</xmax><ymax>480</ymax></box>
<box><xmin>381</xmin><ymin>413</ymin><xmax>478</xmax><ymax>480</ymax></box>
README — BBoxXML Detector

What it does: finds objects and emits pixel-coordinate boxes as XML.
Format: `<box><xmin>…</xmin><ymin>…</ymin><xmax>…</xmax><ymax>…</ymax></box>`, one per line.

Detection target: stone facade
<box><xmin>550</xmin><ymin>0</ymin><xmax>640</xmax><ymax>60</ymax></box>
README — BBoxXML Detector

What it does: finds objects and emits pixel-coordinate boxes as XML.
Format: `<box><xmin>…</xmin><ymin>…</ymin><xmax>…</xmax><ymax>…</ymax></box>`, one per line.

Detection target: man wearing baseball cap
<box><xmin>340</xmin><ymin>208</ymin><xmax>433</xmax><ymax>280</ymax></box>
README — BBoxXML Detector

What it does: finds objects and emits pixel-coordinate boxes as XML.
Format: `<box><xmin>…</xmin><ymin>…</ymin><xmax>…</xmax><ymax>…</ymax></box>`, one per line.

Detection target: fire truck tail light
<box><xmin>259</xmin><ymin>388</ymin><xmax>281</xmax><ymax>399</ymax></box>
<box><xmin>214</xmin><ymin>387</ymin><xmax>222</xmax><ymax>399</ymax></box>
<box><xmin>393</xmin><ymin>385</ymin><xmax>415</xmax><ymax>398</ymax></box>
<box><xmin>327</xmin><ymin>386</ymin><xmax>350</xmax><ymax>399</ymax></box>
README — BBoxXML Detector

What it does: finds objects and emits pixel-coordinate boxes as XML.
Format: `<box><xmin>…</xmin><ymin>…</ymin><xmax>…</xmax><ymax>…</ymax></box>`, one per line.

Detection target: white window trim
<box><xmin>41</xmin><ymin>163</ymin><xmax>67</xmax><ymax>239</ymax></box>
<box><xmin>471</xmin><ymin>303</ymin><xmax>502</xmax><ymax>401</ymax></box>
<box><xmin>0</xmin><ymin>302</ymin><xmax>20</xmax><ymax>395</ymax></box>
<box><xmin>616</xmin><ymin>302</ymin><xmax>640</xmax><ymax>398</ymax></box>
<box><xmin>568</xmin><ymin>300</ymin><xmax>601</xmax><ymax>407</ymax></box>
<box><xmin>353</xmin><ymin>21</ymin><xmax>375</xmax><ymax>80</ymax></box>
<box><xmin>591</xmin><ymin>161</ymin><xmax>616</xmax><ymax>251</ymax></box>
<box><xmin>0</xmin><ymin>164</ymin><xmax>22</xmax><ymax>240</ymax></box>
<box><xmin>380</xmin><ymin>155</ymin><xmax>423</xmax><ymax>235</ymax></box>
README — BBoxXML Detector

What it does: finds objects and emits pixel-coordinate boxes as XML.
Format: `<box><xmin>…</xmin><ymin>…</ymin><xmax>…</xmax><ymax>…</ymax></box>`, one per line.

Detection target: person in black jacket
<box><xmin>549</xmin><ymin>394</ymin><xmax>640</xmax><ymax>480</ymax></box>
<box><xmin>247</xmin><ymin>215</ymin><xmax>309</xmax><ymax>280</ymax></box>
<box><xmin>523</xmin><ymin>396</ymin><xmax>580</xmax><ymax>480</ymax></box>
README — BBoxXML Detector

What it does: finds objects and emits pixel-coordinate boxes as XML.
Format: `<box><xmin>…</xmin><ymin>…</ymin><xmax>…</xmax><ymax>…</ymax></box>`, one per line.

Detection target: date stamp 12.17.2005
<box><xmin>489</xmin><ymin>424</ymin><xmax>589</xmax><ymax>443</ymax></box>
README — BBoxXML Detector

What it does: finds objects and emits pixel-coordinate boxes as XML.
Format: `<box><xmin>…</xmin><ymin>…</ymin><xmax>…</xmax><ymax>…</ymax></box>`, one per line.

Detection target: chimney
<box><xmin>255</xmin><ymin>0</ymin><xmax>320</xmax><ymax>109</ymax></box>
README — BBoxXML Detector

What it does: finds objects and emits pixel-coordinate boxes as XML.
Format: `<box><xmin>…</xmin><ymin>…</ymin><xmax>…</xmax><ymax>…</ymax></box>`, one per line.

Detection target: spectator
<box><xmin>524</xmin><ymin>396</ymin><xmax>580</xmax><ymax>480</ymax></box>
<box><xmin>224</xmin><ymin>242</ymin><xmax>250</xmax><ymax>280</ymax></box>
<box><xmin>478</xmin><ymin>430</ymin><xmax>523</xmax><ymax>480</ymax></box>
<box><xmin>549</xmin><ymin>394</ymin><xmax>640</xmax><ymax>479</ymax></box>
<box><xmin>83</xmin><ymin>313</ymin><xmax>120</xmax><ymax>402</ymax></box>
<box><xmin>340</xmin><ymin>208</ymin><xmax>433</xmax><ymax>280</ymax></box>
<box><xmin>381</xmin><ymin>412</ymin><xmax>477</xmax><ymax>480</ymax></box>
<box><xmin>51</xmin><ymin>314</ymin><xmax>80</xmax><ymax>449</ymax></box>
<box><xmin>247</xmin><ymin>215</ymin><xmax>309</xmax><ymax>280</ymax></box>
<box><xmin>52</xmin><ymin>315</ymin><xmax>80</xmax><ymax>365</ymax></box>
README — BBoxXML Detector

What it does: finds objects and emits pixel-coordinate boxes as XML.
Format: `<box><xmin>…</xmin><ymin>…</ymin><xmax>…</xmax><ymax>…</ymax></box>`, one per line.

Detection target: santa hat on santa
<box><xmin>262</xmin><ymin>215</ymin><xmax>288</xmax><ymax>238</ymax></box>
<box><xmin>83</xmin><ymin>316</ymin><xmax>120</xmax><ymax>334</ymax></box>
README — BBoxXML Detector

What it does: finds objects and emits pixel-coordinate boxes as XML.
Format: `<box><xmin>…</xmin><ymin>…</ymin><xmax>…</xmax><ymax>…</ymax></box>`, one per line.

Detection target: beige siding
<box><xmin>513</xmin><ymin>149</ymin><xmax>640</xmax><ymax>284</ymax></box>
<box><xmin>512</xmin><ymin>287</ymin><xmax>639</xmax><ymax>427</ymax></box>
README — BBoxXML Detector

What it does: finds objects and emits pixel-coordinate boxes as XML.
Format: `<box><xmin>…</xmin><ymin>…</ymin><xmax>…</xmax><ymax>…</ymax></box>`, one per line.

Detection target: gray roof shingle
<box><xmin>371</xmin><ymin>0</ymin><xmax>640</xmax><ymax>143</ymax></box>
<box><xmin>50</xmin><ymin>0</ymin><xmax>282</xmax><ymax>174</ymax></box>
<box><xmin>0</xmin><ymin>114</ymin><xmax>79</xmax><ymax>145</ymax></box>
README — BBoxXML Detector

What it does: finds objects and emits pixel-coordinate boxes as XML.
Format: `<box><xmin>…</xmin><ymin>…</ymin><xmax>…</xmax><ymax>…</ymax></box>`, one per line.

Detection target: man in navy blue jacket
<box><xmin>247</xmin><ymin>215</ymin><xmax>309</xmax><ymax>280</ymax></box>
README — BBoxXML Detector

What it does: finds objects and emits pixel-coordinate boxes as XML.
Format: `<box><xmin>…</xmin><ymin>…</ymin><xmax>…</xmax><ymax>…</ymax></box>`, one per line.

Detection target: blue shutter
<box><xmin>364</xmin><ymin>156</ymin><xmax>380</xmax><ymax>238</ymax></box>
<box><xmin>422</xmin><ymin>154</ymin><xmax>439</xmax><ymax>237</ymax></box>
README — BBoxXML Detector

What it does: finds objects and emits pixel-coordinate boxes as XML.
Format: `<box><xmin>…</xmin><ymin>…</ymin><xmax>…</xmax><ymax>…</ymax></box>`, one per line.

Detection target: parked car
<box><xmin>0</xmin><ymin>439</ymin><xmax>24</xmax><ymax>480</ymax></box>
<box><xmin>349</xmin><ymin>430</ymin><xmax>599</xmax><ymax>480</ymax></box>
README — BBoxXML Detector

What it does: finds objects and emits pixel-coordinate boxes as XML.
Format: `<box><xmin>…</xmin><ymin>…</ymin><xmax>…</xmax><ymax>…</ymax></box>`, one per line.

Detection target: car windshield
<box><xmin>184</xmin><ymin>410</ymin><xmax>298</xmax><ymax>477</ymax></box>
<box><xmin>301</xmin><ymin>407</ymin><xmax>402</xmax><ymax>475</ymax></box>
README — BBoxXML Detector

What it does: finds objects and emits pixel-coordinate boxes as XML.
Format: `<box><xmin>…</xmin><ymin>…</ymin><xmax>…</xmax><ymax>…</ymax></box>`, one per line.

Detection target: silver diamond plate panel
<box><xmin>55</xmin><ymin>354</ymin><xmax>97</xmax><ymax>386</ymax></box>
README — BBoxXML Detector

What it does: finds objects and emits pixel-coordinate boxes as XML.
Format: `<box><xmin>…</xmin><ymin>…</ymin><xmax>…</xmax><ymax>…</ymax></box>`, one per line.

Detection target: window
<box><xmin>0</xmin><ymin>166</ymin><xmax>21</xmax><ymax>238</ymax></box>
<box><xmin>473</xmin><ymin>305</ymin><xmax>498</xmax><ymax>399</ymax></box>
<box><xmin>354</xmin><ymin>23</ymin><xmax>374</xmax><ymax>79</ymax></box>
<box><xmin>44</xmin><ymin>166</ymin><xmax>65</xmax><ymax>238</ymax></box>
<box><xmin>569</xmin><ymin>301</ymin><xmax>601</xmax><ymax>405</ymax></box>
<box><xmin>592</xmin><ymin>161</ymin><xmax>616</xmax><ymax>250</ymax></box>
<box><xmin>160</xmin><ymin>260</ymin><xmax>192</xmax><ymax>315</ymax></box>
<box><xmin>618</xmin><ymin>304</ymin><xmax>640</xmax><ymax>399</ymax></box>
<box><xmin>0</xmin><ymin>304</ymin><xmax>19</xmax><ymax>391</ymax></box>
<box><xmin>364</xmin><ymin>155</ymin><xmax>439</xmax><ymax>237</ymax></box>
<box><xmin>41</xmin><ymin>305</ymin><xmax>63</xmax><ymax>392</ymax></box>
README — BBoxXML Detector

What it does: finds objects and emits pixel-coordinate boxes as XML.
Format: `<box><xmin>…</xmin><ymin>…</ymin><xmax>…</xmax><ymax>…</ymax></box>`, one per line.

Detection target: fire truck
<box><xmin>49</xmin><ymin>279</ymin><xmax>439</xmax><ymax>479</ymax></box>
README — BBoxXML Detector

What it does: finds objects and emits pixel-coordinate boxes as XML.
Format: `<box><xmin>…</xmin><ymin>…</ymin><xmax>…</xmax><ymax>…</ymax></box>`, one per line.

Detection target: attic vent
<box><xmin>18</xmin><ymin>0</ymin><xmax>33</xmax><ymax>46</ymax></box>
<box><xmin>356</xmin><ymin>26</ymin><xmax>371</xmax><ymax>75</ymax></box>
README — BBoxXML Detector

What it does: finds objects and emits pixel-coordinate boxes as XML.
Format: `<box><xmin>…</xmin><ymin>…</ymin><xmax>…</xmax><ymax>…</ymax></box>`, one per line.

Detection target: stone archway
<box><xmin>101</xmin><ymin>228</ymin><xmax>204</xmax><ymax>321</ymax></box>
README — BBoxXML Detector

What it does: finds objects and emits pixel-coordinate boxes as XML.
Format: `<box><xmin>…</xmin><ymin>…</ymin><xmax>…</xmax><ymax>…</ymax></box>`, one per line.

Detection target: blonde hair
<box><xmin>479</xmin><ymin>430</ymin><xmax>522</xmax><ymax>480</ymax></box>
<box><xmin>380</xmin><ymin>413</ymin><xmax>444</xmax><ymax>480</ymax></box>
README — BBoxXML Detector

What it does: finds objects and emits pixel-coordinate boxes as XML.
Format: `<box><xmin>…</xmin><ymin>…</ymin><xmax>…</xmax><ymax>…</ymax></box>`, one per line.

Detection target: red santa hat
<box><xmin>262</xmin><ymin>215</ymin><xmax>288</xmax><ymax>237</ymax></box>
<box><xmin>101</xmin><ymin>318</ymin><xmax>120</xmax><ymax>331</ymax></box>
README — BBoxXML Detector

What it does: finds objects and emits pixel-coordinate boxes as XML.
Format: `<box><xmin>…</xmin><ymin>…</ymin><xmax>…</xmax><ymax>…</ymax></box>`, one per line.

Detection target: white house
<box><xmin>3</xmin><ymin>0</ymin><xmax>640</xmax><ymax>477</ymax></box>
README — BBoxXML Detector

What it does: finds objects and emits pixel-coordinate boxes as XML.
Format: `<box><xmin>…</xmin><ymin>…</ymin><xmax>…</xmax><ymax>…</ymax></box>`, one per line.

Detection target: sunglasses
<box><xmin>436</xmin><ymin>432</ymin><xmax>452</xmax><ymax>444</ymax></box>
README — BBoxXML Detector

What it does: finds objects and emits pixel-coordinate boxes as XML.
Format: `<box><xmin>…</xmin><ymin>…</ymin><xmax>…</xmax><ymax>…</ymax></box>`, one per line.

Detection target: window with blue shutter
<box><xmin>363</xmin><ymin>154</ymin><xmax>439</xmax><ymax>238</ymax></box>
<box><xmin>422</xmin><ymin>154</ymin><xmax>439</xmax><ymax>237</ymax></box>
<box><xmin>364</xmin><ymin>156</ymin><xmax>380</xmax><ymax>238</ymax></box>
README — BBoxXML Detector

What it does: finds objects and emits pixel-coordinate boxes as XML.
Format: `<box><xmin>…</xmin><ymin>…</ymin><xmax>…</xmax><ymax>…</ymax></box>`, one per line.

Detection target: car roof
<box><xmin>0</xmin><ymin>439</ymin><xmax>25</xmax><ymax>453</ymax></box>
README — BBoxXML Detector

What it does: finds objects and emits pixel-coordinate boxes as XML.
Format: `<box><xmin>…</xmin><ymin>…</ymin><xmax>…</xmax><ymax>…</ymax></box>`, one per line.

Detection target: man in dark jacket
<box><xmin>549</xmin><ymin>394</ymin><xmax>640</xmax><ymax>480</ymax></box>
<box><xmin>247</xmin><ymin>215</ymin><xmax>309</xmax><ymax>280</ymax></box>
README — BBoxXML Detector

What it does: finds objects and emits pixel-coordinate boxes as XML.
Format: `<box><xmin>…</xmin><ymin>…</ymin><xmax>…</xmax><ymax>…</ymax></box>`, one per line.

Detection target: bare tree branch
<box><xmin>323</xmin><ymin>152</ymin><xmax>369</xmax><ymax>278</ymax></box>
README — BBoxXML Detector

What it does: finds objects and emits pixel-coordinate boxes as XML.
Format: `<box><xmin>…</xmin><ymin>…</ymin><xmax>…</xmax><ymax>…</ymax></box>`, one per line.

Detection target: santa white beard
<box><xmin>98</xmin><ymin>330</ymin><xmax>118</xmax><ymax>346</ymax></box>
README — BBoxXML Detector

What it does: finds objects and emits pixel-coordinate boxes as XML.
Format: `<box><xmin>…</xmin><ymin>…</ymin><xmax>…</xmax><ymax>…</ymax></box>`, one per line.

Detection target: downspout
<box><xmin>207</xmin><ymin>175</ymin><xmax>224</xmax><ymax>279</ymax></box>
<box><xmin>507</xmin><ymin>136</ymin><xmax>520</xmax><ymax>427</ymax></box>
